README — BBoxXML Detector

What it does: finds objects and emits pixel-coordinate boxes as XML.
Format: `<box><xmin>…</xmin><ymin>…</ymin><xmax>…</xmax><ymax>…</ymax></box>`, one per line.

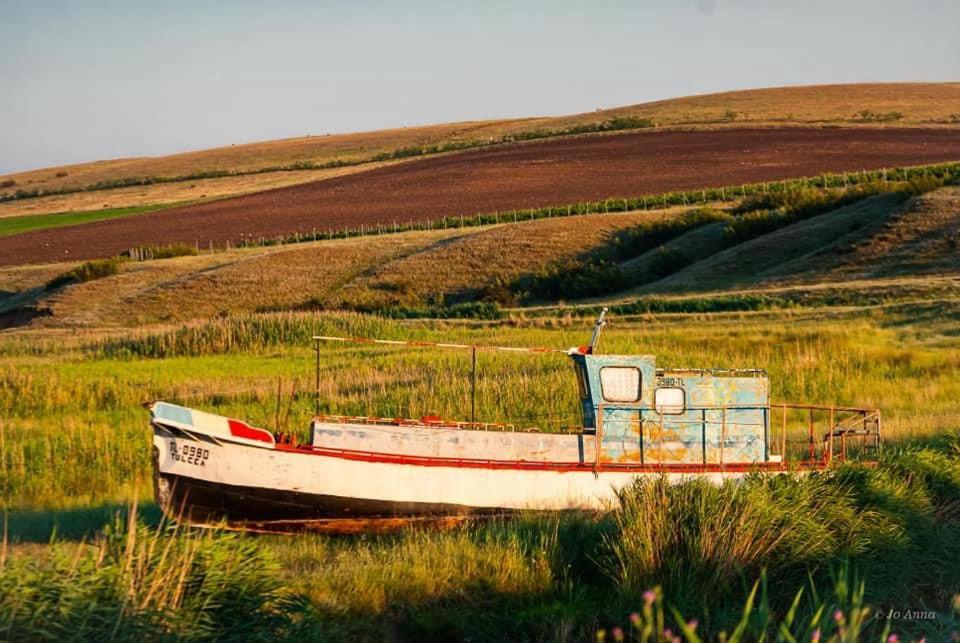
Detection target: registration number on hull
<box><xmin>169</xmin><ymin>440</ymin><xmax>210</xmax><ymax>467</ymax></box>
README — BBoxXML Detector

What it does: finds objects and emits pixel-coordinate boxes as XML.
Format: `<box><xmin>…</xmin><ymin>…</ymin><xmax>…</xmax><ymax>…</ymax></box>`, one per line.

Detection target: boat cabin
<box><xmin>570</xmin><ymin>352</ymin><xmax>771</xmax><ymax>465</ymax></box>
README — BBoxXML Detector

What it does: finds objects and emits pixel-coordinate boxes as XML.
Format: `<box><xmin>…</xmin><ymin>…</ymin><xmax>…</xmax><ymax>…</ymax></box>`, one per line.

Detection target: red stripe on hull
<box><xmin>274</xmin><ymin>443</ymin><xmax>825</xmax><ymax>474</ymax></box>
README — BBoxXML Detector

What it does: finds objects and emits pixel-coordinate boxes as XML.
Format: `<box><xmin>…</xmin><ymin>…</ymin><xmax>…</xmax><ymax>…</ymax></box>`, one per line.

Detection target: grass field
<box><xmin>2</xmin><ymin>309</ymin><xmax>960</xmax><ymax>639</ymax></box>
<box><xmin>3</xmin><ymin>165</ymin><xmax>960</xmax><ymax>639</ymax></box>
<box><xmin>2</xmin><ymin>83</ymin><xmax>957</xmax><ymax>218</ymax></box>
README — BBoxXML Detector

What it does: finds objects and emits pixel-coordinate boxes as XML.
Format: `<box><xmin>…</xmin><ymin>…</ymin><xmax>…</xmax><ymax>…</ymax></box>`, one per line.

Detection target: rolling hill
<box><xmin>4</xmin><ymin>182</ymin><xmax>960</xmax><ymax>331</ymax></box>
<box><xmin>2</xmin><ymin>127</ymin><xmax>959</xmax><ymax>267</ymax></box>
<box><xmin>1</xmin><ymin>82</ymin><xmax>959</xmax><ymax>332</ymax></box>
<box><xmin>1</xmin><ymin>82</ymin><xmax>957</xmax><ymax>219</ymax></box>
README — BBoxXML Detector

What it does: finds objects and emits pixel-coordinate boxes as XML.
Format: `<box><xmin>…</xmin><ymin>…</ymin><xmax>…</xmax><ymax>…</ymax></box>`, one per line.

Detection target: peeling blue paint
<box><xmin>573</xmin><ymin>354</ymin><xmax>770</xmax><ymax>464</ymax></box>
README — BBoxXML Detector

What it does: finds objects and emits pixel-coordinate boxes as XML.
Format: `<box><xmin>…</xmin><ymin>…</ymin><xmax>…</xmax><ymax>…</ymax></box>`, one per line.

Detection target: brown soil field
<box><xmin>2</xmin><ymin>83</ymin><xmax>956</xmax><ymax>200</ymax></box>
<box><xmin>2</xmin><ymin>127</ymin><xmax>960</xmax><ymax>267</ymax></box>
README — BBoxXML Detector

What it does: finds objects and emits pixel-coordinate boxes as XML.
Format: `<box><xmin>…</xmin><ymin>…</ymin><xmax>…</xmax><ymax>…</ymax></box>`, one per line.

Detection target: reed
<box><xmin>0</xmin><ymin>509</ymin><xmax>307</xmax><ymax>640</ymax></box>
<box><xmin>5</xmin><ymin>449</ymin><xmax>960</xmax><ymax>641</ymax></box>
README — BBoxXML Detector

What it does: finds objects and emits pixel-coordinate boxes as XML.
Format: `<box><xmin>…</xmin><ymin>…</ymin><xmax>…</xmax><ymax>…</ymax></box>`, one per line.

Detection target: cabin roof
<box><xmin>657</xmin><ymin>368</ymin><xmax>767</xmax><ymax>377</ymax></box>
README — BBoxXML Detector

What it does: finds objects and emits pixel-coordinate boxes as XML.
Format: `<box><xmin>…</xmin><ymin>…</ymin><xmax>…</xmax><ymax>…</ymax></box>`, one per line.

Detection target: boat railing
<box><xmin>770</xmin><ymin>403</ymin><xmax>881</xmax><ymax>464</ymax></box>
<box><xmin>311</xmin><ymin>403</ymin><xmax>880</xmax><ymax>467</ymax></box>
<box><xmin>594</xmin><ymin>402</ymin><xmax>881</xmax><ymax>468</ymax></box>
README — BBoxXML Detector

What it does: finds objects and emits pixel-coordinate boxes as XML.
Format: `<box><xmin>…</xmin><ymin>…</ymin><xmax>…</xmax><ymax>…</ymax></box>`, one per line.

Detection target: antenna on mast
<box><xmin>587</xmin><ymin>308</ymin><xmax>608</xmax><ymax>354</ymax></box>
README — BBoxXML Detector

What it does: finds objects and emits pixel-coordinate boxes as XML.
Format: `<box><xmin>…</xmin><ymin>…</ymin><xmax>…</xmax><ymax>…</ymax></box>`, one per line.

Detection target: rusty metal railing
<box><xmin>770</xmin><ymin>403</ymin><xmax>881</xmax><ymax>464</ymax></box>
<box><xmin>591</xmin><ymin>402</ymin><xmax>881</xmax><ymax>469</ymax></box>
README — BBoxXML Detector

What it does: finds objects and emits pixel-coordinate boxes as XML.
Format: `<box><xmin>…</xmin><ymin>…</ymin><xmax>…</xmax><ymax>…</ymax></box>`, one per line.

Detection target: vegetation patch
<box><xmin>608</xmin><ymin>293</ymin><xmax>792</xmax><ymax>315</ymax></box>
<box><xmin>0</xmin><ymin>512</ymin><xmax>308</xmax><ymax>640</ymax></box>
<box><xmin>368</xmin><ymin>301</ymin><xmax>504</xmax><ymax>320</ymax></box>
<box><xmin>44</xmin><ymin>257</ymin><xmax>125</xmax><ymax>290</ymax></box>
<box><xmin>91</xmin><ymin>312</ymin><xmax>399</xmax><ymax>359</ymax></box>
<box><xmin>0</xmin><ymin>202</ymin><xmax>186</xmax><ymax>237</ymax></box>
<box><xmin>852</xmin><ymin>109</ymin><xmax>905</xmax><ymax>122</ymax></box>
<box><xmin>122</xmin><ymin>243</ymin><xmax>198</xmax><ymax>261</ymax></box>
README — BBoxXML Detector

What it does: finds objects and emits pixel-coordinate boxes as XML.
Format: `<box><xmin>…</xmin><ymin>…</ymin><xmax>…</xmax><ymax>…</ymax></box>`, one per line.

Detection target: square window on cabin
<box><xmin>599</xmin><ymin>366</ymin><xmax>641</xmax><ymax>403</ymax></box>
<box><xmin>655</xmin><ymin>387</ymin><xmax>686</xmax><ymax>415</ymax></box>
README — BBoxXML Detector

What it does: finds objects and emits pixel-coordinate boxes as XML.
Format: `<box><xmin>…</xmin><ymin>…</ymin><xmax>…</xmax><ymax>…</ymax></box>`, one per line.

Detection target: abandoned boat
<box><xmin>149</xmin><ymin>311</ymin><xmax>881</xmax><ymax>531</ymax></box>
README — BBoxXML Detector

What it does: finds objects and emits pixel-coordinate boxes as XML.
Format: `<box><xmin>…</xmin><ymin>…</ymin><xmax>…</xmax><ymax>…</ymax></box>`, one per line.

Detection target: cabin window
<box><xmin>655</xmin><ymin>387</ymin><xmax>685</xmax><ymax>415</ymax></box>
<box><xmin>599</xmin><ymin>366</ymin><xmax>641</xmax><ymax>403</ymax></box>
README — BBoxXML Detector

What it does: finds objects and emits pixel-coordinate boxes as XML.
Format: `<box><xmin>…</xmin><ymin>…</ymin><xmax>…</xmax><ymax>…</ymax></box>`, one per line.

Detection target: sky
<box><xmin>1</xmin><ymin>0</ymin><xmax>958</xmax><ymax>175</ymax></box>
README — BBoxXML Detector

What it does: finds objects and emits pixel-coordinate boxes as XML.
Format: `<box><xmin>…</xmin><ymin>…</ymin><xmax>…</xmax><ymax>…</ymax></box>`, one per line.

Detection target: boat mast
<box><xmin>587</xmin><ymin>308</ymin><xmax>608</xmax><ymax>354</ymax></box>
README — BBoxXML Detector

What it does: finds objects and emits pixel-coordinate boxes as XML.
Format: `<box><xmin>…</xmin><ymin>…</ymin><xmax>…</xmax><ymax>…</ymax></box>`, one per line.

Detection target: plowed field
<box><xmin>3</xmin><ymin>127</ymin><xmax>959</xmax><ymax>266</ymax></box>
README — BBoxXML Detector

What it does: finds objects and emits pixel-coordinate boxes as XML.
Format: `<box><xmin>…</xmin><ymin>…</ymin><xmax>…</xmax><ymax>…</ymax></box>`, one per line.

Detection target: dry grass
<box><xmin>601</xmin><ymin>82</ymin><xmax>960</xmax><ymax>127</ymax></box>
<box><xmin>7</xmin><ymin>211</ymin><xmax>668</xmax><ymax>327</ymax></box>
<box><xmin>329</xmin><ymin>211</ymin><xmax>678</xmax><ymax>309</ymax></box>
<box><xmin>32</xmin><ymin>229</ymin><xmax>464</xmax><ymax>326</ymax></box>
<box><xmin>3</xmin><ymin>83</ymin><xmax>956</xmax><ymax>207</ymax></box>
<box><xmin>0</xmin><ymin>263</ymin><xmax>70</xmax><ymax>295</ymax></box>
<box><xmin>0</xmin><ymin>164</ymin><xmax>391</xmax><ymax>218</ymax></box>
<box><xmin>640</xmin><ymin>193</ymin><xmax>907</xmax><ymax>293</ymax></box>
<box><xmin>775</xmin><ymin>186</ymin><xmax>960</xmax><ymax>283</ymax></box>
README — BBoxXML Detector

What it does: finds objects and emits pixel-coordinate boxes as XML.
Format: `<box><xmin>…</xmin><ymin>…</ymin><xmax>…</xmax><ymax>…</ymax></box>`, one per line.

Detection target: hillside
<box><xmin>4</xmin><ymin>180</ymin><xmax>960</xmax><ymax>331</ymax></box>
<box><xmin>3</xmin><ymin>127</ymin><xmax>959</xmax><ymax>267</ymax></box>
<box><xmin>638</xmin><ymin>194</ymin><xmax>905</xmax><ymax>293</ymax></box>
<box><xmin>0</xmin><ymin>211</ymin><xmax>661</xmax><ymax>327</ymax></box>
<box><xmin>2</xmin><ymin>82</ymin><xmax>957</xmax><ymax>219</ymax></box>
<box><xmin>636</xmin><ymin>187</ymin><xmax>960</xmax><ymax>295</ymax></box>
<box><xmin>767</xmin><ymin>186</ymin><xmax>960</xmax><ymax>283</ymax></box>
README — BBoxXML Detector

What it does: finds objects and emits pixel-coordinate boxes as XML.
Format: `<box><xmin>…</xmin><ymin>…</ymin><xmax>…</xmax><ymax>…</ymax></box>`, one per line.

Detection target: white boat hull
<box><xmin>153</xmin><ymin>427</ymin><xmax>758</xmax><ymax>526</ymax></box>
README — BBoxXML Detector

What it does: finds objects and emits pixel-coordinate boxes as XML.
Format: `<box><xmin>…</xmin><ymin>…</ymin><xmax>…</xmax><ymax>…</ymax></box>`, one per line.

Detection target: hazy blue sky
<box><xmin>1</xmin><ymin>0</ymin><xmax>958</xmax><ymax>174</ymax></box>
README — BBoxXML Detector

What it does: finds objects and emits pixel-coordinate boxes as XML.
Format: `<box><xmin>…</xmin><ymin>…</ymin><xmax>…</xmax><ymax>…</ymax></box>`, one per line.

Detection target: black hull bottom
<box><xmin>153</xmin><ymin>465</ymin><xmax>507</xmax><ymax>532</ymax></box>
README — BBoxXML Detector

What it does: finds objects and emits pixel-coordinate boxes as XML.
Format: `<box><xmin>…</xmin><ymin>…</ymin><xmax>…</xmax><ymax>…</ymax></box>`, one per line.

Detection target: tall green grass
<box><xmin>92</xmin><ymin>312</ymin><xmax>398</xmax><ymax>359</ymax></box>
<box><xmin>5</xmin><ymin>450</ymin><xmax>960</xmax><ymax>640</ymax></box>
<box><xmin>0</xmin><ymin>507</ymin><xmax>308</xmax><ymax>640</ymax></box>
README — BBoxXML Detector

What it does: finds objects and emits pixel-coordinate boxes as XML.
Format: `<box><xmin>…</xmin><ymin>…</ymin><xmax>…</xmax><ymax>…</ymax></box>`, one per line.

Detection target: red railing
<box><xmin>770</xmin><ymin>403</ymin><xmax>881</xmax><ymax>464</ymax></box>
